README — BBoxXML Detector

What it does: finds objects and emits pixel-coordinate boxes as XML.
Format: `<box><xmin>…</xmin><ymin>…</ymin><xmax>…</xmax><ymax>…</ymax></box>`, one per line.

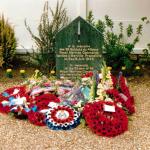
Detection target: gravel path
<box><xmin>0</xmin><ymin>72</ymin><xmax>149</xmax><ymax>150</ymax></box>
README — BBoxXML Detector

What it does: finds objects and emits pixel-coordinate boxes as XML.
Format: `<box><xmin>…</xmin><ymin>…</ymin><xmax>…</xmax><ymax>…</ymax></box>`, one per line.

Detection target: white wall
<box><xmin>0</xmin><ymin>0</ymin><xmax>78</xmax><ymax>50</ymax></box>
<box><xmin>88</xmin><ymin>0</ymin><xmax>150</xmax><ymax>49</ymax></box>
<box><xmin>0</xmin><ymin>0</ymin><xmax>150</xmax><ymax>51</ymax></box>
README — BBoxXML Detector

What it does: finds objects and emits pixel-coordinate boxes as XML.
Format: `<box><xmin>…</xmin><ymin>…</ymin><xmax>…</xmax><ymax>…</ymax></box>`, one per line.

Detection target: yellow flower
<box><xmin>6</xmin><ymin>69</ymin><xmax>12</xmax><ymax>73</ymax></box>
<box><xmin>135</xmin><ymin>66</ymin><xmax>140</xmax><ymax>70</ymax></box>
<box><xmin>20</xmin><ymin>70</ymin><xmax>25</xmax><ymax>74</ymax></box>
<box><xmin>107</xmin><ymin>66</ymin><xmax>112</xmax><ymax>71</ymax></box>
<box><xmin>121</xmin><ymin>66</ymin><xmax>126</xmax><ymax>70</ymax></box>
<box><xmin>50</xmin><ymin>70</ymin><xmax>55</xmax><ymax>74</ymax></box>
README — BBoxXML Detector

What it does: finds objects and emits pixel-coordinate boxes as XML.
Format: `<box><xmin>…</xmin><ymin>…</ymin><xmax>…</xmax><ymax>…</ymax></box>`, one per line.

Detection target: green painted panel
<box><xmin>55</xmin><ymin>16</ymin><xmax>103</xmax><ymax>80</ymax></box>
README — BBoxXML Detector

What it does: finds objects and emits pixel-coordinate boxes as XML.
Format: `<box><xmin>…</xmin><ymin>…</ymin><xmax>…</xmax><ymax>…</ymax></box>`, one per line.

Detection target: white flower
<box><xmin>97</xmin><ymin>83</ymin><xmax>103</xmax><ymax>89</ymax></box>
<box><xmin>96</xmin><ymin>89</ymin><xmax>104</xmax><ymax>96</ymax></box>
<box><xmin>82</xmin><ymin>77</ymin><xmax>90</xmax><ymax>82</ymax></box>
<box><xmin>116</xmin><ymin>102</ymin><xmax>122</xmax><ymax>108</ymax></box>
<box><xmin>105</xmin><ymin>97</ymin><xmax>113</xmax><ymax>102</ymax></box>
<box><xmin>75</xmin><ymin>101</ymin><xmax>82</xmax><ymax>108</ymax></box>
<box><xmin>99</xmin><ymin>73</ymin><xmax>103</xmax><ymax>79</ymax></box>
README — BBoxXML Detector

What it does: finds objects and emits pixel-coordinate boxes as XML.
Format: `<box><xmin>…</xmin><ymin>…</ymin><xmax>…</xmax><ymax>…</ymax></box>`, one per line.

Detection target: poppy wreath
<box><xmin>45</xmin><ymin>105</ymin><xmax>80</xmax><ymax>130</ymax></box>
<box><xmin>0</xmin><ymin>92</ymin><xmax>10</xmax><ymax>113</ymax></box>
<box><xmin>33</xmin><ymin>94</ymin><xmax>60</xmax><ymax>111</ymax></box>
<box><xmin>0</xmin><ymin>86</ymin><xmax>28</xmax><ymax>114</ymax></box>
<box><xmin>27</xmin><ymin>111</ymin><xmax>46</xmax><ymax>126</ymax></box>
<box><xmin>106</xmin><ymin>89</ymin><xmax>135</xmax><ymax>114</ymax></box>
<box><xmin>0</xmin><ymin>103</ymin><xmax>10</xmax><ymax>114</ymax></box>
<box><xmin>119</xmin><ymin>76</ymin><xmax>134</xmax><ymax>104</ymax></box>
<box><xmin>0</xmin><ymin>86</ymin><xmax>27</xmax><ymax>98</ymax></box>
<box><xmin>83</xmin><ymin>101</ymin><xmax>128</xmax><ymax>137</ymax></box>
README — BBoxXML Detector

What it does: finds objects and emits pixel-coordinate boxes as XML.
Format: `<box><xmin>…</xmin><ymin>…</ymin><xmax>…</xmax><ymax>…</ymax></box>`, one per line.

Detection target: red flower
<box><xmin>27</xmin><ymin>111</ymin><xmax>46</xmax><ymax>126</ymax></box>
<box><xmin>106</xmin><ymin>89</ymin><xmax>135</xmax><ymax>114</ymax></box>
<box><xmin>33</xmin><ymin>94</ymin><xmax>60</xmax><ymax>110</ymax></box>
<box><xmin>119</xmin><ymin>76</ymin><xmax>133</xmax><ymax>100</ymax></box>
<box><xmin>81</xmin><ymin>71</ymin><xmax>93</xmax><ymax>78</ymax></box>
<box><xmin>86</xmin><ymin>71</ymin><xmax>93</xmax><ymax>77</ymax></box>
<box><xmin>0</xmin><ymin>103</ymin><xmax>10</xmax><ymax>114</ymax></box>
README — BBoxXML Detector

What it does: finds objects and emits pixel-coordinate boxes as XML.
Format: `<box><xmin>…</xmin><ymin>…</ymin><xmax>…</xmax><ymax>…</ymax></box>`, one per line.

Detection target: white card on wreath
<box><xmin>104</xmin><ymin>104</ymin><xmax>115</xmax><ymax>112</ymax></box>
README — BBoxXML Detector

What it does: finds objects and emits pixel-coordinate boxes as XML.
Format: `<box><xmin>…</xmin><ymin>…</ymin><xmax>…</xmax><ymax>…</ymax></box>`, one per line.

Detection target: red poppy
<box><xmin>27</xmin><ymin>111</ymin><xmax>46</xmax><ymax>126</ymax></box>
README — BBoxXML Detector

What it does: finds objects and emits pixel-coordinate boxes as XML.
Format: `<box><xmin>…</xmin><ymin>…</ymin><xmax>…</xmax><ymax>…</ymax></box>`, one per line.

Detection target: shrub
<box><xmin>141</xmin><ymin>43</ymin><xmax>150</xmax><ymax>65</ymax></box>
<box><xmin>25</xmin><ymin>0</ymin><xmax>68</xmax><ymax>74</ymax></box>
<box><xmin>87</xmin><ymin>11</ymin><xmax>149</xmax><ymax>72</ymax></box>
<box><xmin>0</xmin><ymin>15</ymin><xmax>17</xmax><ymax>67</ymax></box>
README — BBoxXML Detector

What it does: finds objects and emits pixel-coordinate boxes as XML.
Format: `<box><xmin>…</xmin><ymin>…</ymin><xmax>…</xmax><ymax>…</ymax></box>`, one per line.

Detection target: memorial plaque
<box><xmin>56</xmin><ymin>16</ymin><xmax>103</xmax><ymax>80</ymax></box>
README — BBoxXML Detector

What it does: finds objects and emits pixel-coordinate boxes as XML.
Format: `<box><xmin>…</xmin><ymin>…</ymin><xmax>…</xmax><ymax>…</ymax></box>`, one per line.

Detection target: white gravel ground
<box><xmin>0</xmin><ymin>70</ymin><xmax>149</xmax><ymax>150</ymax></box>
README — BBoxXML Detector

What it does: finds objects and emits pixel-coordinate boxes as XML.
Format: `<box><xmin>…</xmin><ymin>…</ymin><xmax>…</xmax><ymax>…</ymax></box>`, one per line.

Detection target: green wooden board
<box><xmin>55</xmin><ymin>16</ymin><xmax>103</xmax><ymax>80</ymax></box>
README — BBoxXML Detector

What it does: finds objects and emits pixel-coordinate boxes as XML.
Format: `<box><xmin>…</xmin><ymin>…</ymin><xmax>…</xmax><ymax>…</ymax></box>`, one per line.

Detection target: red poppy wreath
<box><xmin>0</xmin><ymin>86</ymin><xmax>29</xmax><ymax>114</ymax></box>
<box><xmin>83</xmin><ymin>101</ymin><xmax>128</xmax><ymax>137</ymax></box>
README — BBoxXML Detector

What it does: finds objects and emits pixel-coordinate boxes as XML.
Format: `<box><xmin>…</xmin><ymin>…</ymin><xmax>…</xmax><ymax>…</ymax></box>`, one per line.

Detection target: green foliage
<box><xmin>86</xmin><ymin>10</ymin><xmax>95</xmax><ymax>26</ymax></box>
<box><xmin>105</xmin><ymin>15</ymin><xmax>113</xmax><ymax>30</ymax></box>
<box><xmin>95</xmin><ymin>20</ymin><xmax>105</xmax><ymax>34</ymax></box>
<box><xmin>142</xmin><ymin>43</ymin><xmax>150</xmax><ymax>63</ymax></box>
<box><xmin>0</xmin><ymin>15</ymin><xmax>17</xmax><ymax>67</ymax></box>
<box><xmin>25</xmin><ymin>0</ymin><xmax>68</xmax><ymax>74</ymax></box>
<box><xmin>87</xmin><ymin>11</ymin><xmax>149</xmax><ymax>71</ymax></box>
<box><xmin>127</xmin><ymin>24</ymin><xmax>133</xmax><ymax>37</ymax></box>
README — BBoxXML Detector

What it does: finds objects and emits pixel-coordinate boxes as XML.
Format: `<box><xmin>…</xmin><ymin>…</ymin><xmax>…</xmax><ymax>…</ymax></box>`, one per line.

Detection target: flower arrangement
<box><xmin>96</xmin><ymin>64</ymin><xmax>114</xmax><ymax>101</ymax></box>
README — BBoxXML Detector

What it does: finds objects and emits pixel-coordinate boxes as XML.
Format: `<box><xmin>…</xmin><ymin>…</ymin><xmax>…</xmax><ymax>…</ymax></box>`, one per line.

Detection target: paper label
<box><xmin>104</xmin><ymin>104</ymin><xmax>115</xmax><ymax>112</ymax></box>
<box><xmin>48</xmin><ymin>102</ymin><xmax>58</xmax><ymax>108</ymax></box>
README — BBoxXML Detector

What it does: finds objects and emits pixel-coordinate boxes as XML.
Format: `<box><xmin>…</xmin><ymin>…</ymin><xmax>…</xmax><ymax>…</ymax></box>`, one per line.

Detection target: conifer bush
<box><xmin>0</xmin><ymin>15</ymin><xmax>17</xmax><ymax>67</ymax></box>
<box><xmin>87</xmin><ymin>11</ymin><xmax>149</xmax><ymax>72</ymax></box>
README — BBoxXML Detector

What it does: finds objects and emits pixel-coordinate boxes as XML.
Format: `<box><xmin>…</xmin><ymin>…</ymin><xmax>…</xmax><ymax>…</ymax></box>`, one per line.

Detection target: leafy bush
<box><xmin>25</xmin><ymin>0</ymin><xmax>68</xmax><ymax>74</ymax></box>
<box><xmin>0</xmin><ymin>15</ymin><xmax>17</xmax><ymax>67</ymax></box>
<box><xmin>87</xmin><ymin>11</ymin><xmax>149</xmax><ymax>71</ymax></box>
<box><xmin>141</xmin><ymin>43</ymin><xmax>150</xmax><ymax>65</ymax></box>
